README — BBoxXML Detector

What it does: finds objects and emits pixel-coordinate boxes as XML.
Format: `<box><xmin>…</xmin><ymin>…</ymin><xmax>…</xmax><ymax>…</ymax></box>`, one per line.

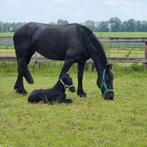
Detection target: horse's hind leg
<box><xmin>17</xmin><ymin>55</ymin><xmax>34</xmax><ymax>84</ymax></box>
<box><xmin>14</xmin><ymin>48</ymin><xmax>35</xmax><ymax>94</ymax></box>
<box><xmin>14</xmin><ymin>73</ymin><xmax>27</xmax><ymax>94</ymax></box>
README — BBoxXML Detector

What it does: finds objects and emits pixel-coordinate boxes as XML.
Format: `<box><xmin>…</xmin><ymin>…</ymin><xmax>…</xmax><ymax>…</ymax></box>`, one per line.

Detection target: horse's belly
<box><xmin>37</xmin><ymin>49</ymin><xmax>65</xmax><ymax>60</ymax></box>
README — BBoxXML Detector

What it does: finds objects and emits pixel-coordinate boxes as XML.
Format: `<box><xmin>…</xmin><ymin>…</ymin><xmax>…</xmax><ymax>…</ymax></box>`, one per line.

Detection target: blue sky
<box><xmin>0</xmin><ymin>0</ymin><xmax>147</xmax><ymax>23</ymax></box>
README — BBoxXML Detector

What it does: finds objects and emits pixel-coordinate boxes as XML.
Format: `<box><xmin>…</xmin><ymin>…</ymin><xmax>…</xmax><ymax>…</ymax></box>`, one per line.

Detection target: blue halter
<box><xmin>101</xmin><ymin>68</ymin><xmax>114</xmax><ymax>97</ymax></box>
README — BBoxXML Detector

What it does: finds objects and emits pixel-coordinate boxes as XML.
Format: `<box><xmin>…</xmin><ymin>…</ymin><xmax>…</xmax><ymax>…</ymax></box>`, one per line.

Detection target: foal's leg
<box><xmin>77</xmin><ymin>62</ymin><xmax>87</xmax><ymax>97</ymax></box>
<box><xmin>54</xmin><ymin>97</ymin><xmax>73</xmax><ymax>104</ymax></box>
<box><xmin>41</xmin><ymin>93</ymin><xmax>49</xmax><ymax>104</ymax></box>
<box><xmin>63</xmin><ymin>98</ymin><xmax>73</xmax><ymax>103</ymax></box>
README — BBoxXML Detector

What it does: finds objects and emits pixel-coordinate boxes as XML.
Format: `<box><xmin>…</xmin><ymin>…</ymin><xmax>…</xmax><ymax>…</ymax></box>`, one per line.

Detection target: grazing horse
<box><xmin>28</xmin><ymin>73</ymin><xmax>75</xmax><ymax>104</ymax></box>
<box><xmin>13</xmin><ymin>22</ymin><xmax>114</xmax><ymax>100</ymax></box>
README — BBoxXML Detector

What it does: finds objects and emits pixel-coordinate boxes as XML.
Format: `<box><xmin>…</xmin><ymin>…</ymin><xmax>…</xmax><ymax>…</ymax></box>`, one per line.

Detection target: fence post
<box><xmin>34</xmin><ymin>61</ymin><xmax>39</xmax><ymax>70</ymax></box>
<box><xmin>144</xmin><ymin>42</ymin><xmax>147</xmax><ymax>69</ymax></box>
<box><xmin>33</xmin><ymin>53</ymin><xmax>40</xmax><ymax>70</ymax></box>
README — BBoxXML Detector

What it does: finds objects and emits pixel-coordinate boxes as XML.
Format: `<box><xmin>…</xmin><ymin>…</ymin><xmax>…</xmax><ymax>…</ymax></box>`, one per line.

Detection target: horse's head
<box><xmin>60</xmin><ymin>73</ymin><xmax>76</xmax><ymax>92</ymax></box>
<box><xmin>97</xmin><ymin>64</ymin><xmax>114</xmax><ymax>100</ymax></box>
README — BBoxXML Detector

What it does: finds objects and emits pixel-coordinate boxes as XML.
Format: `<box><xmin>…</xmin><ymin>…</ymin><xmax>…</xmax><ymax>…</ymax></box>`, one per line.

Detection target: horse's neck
<box><xmin>90</xmin><ymin>47</ymin><xmax>107</xmax><ymax>75</ymax></box>
<box><xmin>53</xmin><ymin>81</ymin><xmax>65</xmax><ymax>93</ymax></box>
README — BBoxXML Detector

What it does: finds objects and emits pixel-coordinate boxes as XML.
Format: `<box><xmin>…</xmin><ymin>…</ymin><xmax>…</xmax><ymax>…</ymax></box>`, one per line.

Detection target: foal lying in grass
<box><xmin>28</xmin><ymin>74</ymin><xmax>75</xmax><ymax>104</ymax></box>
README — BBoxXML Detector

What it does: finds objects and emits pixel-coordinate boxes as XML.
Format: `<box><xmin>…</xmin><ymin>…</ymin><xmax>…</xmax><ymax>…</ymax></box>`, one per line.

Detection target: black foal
<box><xmin>28</xmin><ymin>74</ymin><xmax>75</xmax><ymax>104</ymax></box>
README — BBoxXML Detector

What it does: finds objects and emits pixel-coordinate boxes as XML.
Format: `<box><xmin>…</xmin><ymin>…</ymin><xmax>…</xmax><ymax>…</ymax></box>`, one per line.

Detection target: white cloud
<box><xmin>0</xmin><ymin>0</ymin><xmax>147</xmax><ymax>22</ymax></box>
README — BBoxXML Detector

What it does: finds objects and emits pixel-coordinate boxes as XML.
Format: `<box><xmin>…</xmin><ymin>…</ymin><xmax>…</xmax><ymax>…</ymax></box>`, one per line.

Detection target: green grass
<box><xmin>106</xmin><ymin>49</ymin><xmax>144</xmax><ymax>58</ymax></box>
<box><xmin>0</xmin><ymin>32</ymin><xmax>147</xmax><ymax>38</ymax></box>
<box><xmin>0</xmin><ymin>48</ymin><xmax>144</xmax><ymax>58</ymax></box>
<box><xmin>0</xmin><ymin>63</ymin><xmax>147</xmax><ymax>146</ymax></box>
<box><xmin>0</xmin><ymin>32</ymin><xmax>13</xmax><ymax>37</ymax></box>
<box><xmin>94</xmin><ymin>32</ymin><xmax>147</xmax><ymax>38</ymax></box>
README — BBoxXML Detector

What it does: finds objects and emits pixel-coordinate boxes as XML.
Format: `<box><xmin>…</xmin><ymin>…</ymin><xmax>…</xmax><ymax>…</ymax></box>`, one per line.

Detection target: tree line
<box><xmin>0</xmin><ymin>17</ymin><xmax>147</xmax><ymax>32</ymax></box>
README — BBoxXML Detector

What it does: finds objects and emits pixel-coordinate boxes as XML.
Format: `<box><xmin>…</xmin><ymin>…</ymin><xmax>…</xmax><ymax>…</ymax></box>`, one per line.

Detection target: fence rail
<box><xmin>0</xmin><ymin>56</ymin><xmax>147</xmax><ymax>63</ymax></box>
<box><xmin>0</xmin><ymin>37</ymin><xmax>147</xmax><ymax>69</ymax></box>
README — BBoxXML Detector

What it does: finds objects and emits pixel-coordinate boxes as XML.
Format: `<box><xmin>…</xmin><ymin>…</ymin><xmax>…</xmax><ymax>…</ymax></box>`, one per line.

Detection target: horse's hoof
<box><xmin>27</xmin><ymin>76</ymin><xmax>34</xmax><ymax>84</ymax></box>
<box><xmin>15</xmin><ymin>89</ymin><xmax>27</xmax><ymax>95</ymax></box>
<box><xmin>77</xmin><ymin>91</ymin><xmax>87</xmax><ymax>97</ymax></box>
<box><xmin>24</xmin><ymin>74</ymin><xmax>34</xmax><ymax>84</ymax></box>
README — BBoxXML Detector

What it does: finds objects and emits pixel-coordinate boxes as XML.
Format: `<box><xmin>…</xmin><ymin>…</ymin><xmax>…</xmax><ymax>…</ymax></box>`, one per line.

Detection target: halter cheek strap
<box><xmin>101</xmin><ymin>68</ymin><xmax>114</xmax><ymax>97</ymax></box>
<box><xmin>60</xmin><ymin>79</ymin><xmax>74</xmax><ymax>89</ymax></box>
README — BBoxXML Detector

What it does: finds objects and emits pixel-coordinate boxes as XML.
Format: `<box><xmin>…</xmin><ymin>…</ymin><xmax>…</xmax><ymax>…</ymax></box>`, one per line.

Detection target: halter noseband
<box><xmin>60</xmin><ymin>79</ymin><xmax>74</xmax><ymax>89</ymax></box>
<box><xmin>101</xmin><ymin>68</ymin><xmax>114</xmax><ymax>97</ymax></box>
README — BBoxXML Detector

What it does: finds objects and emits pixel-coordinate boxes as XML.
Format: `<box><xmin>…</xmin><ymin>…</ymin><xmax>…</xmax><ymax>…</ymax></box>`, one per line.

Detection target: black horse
<box><xmin>13</xmin><ymin>22</ymin><xmax>114</xmax><ymax>100</ymax></box>
<box><xmin>28</xmin><ymin>73</ymin><xmax>75</xmax><ymax>104</ymax></box>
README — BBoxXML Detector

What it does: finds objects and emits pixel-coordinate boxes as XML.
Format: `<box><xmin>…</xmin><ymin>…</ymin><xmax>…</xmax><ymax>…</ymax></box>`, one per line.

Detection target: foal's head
<box><xmin>60</xmin><ymin>73</ymin><xmax>75</xmax><ymax>92</ymax></box>
<box><xmin>97</xmin><ymin>64</ymin><xmax>114</xmax><ymax>100</ymax></box>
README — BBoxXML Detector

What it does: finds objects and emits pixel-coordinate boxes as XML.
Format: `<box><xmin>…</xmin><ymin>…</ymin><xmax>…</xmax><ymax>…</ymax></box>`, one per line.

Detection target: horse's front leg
<box><xmin>59</xmin><ymin>59</ymin><xmax>75</xmax><ymax>77</ymax></box>
<box><xmin>77</xmin><ymin>62</ymin><xmax>87</xmax><ymax>97</ymax></box>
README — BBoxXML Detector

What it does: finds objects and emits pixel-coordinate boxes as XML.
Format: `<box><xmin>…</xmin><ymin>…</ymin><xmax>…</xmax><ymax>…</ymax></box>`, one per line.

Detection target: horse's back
<box><xmin>15</xmin><ymin>22</ymin><xmax>81</xmax><ymax>36</ymax></box>
<box><xmin>14</xmin><ymin>22</ymin><xmax>90</xmax><ymax>61</ymax></box>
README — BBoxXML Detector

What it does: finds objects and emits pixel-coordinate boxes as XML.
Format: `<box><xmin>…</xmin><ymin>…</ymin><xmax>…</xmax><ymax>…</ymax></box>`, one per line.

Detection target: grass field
<box><xmin>0</xmin><ymin>32</ymin><xmax>13</xmax><ymax>37</ymax></box>
<box><xmin>0</xmin><ymin>32</ymin><xmax>147</xmax><ymax>38</ymax></box>
<box><xmin>0</xmin><ymin>63</ymin><xmax>147</xmax><ymax>146</ymax></box>
<box><xmin>0</xmin><ymin>48</ymin><xmax>145</xmax><ymax>58</ymax></box>
<box><xmin>94</xmin><ymin>32</ymin><xmax>147</xmax><ymax>38</ymax></box>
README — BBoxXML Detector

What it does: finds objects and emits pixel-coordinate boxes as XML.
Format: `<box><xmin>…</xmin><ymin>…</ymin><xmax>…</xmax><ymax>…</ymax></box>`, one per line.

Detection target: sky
<box><xmin>0</xmin><ymin>0</ymin><xmax>147</xmax><ymax>23</ymax></box>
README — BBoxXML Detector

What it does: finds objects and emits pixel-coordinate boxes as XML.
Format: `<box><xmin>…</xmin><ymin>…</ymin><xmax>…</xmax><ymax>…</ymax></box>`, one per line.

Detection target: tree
<box><xmin>121</xmin><ymin>21</ymin><xmax>129</xmax><ymax>32</ymax></box>
<box><xmin>109</xmin><ymin>17</ymin><xmax>122</xmax><ymax>32</ymax></box>
<box><xmin>84</xmin><ymin>20</ymin><xmax>97</xmax><ymax>31</ymax></box>
<box><xmin>97</xmin><ymin>21</ymin><xmax>109</xmax><ymax>32</ymax></box>
<box><xmin>0</xmin><ymin>22</ymin><xmax>4</xmax><ymax>32</ymax></box>
<box><xmin>57</xmin><ymin>19</ymin><xmax>69</xmax><ymax>25</ymax></box>
<box><xmin>127</xmin><ymin>19</ymin><xmax>138</xmax><ymax>32</ymax></box>
<box><xmin>140</xmin><ymin>21</ymin><xmax>147</xmax><ymax>32</ymax></box>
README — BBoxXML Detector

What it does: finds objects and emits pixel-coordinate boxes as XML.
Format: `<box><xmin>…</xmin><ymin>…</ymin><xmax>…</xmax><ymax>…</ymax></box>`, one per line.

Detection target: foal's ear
<box><xmin>106</xmin><ymin>64</ymin><xmax>113</xmax><ymax>70</ymax></box>
<box><xmin>109</xmin><ymin>64</ymin><xmax>113</xmax><ymax>70</ymax></box>
<box><xmin>65</xmin><ymin>73</ymin><xmax>69</xmax><ymax>77</ymax></box>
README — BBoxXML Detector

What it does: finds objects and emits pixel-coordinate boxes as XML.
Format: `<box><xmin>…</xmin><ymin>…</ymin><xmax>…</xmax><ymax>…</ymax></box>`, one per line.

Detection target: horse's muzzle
<box><xmin>104</xmin><ymin>92</ymin><xmax>114</xmax><ymax>100</ymax></box>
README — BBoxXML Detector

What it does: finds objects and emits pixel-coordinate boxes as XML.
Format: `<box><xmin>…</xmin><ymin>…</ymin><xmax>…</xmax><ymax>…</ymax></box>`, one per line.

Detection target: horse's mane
<box><xmin>80</xmin><ymin>25</ymin><xmax>108</xmax><ymax>66</ymax></box>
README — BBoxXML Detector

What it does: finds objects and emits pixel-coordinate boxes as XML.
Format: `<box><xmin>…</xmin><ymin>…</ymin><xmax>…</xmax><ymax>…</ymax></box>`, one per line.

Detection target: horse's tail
<box><xmin>13</xmin><ymin>32</ymin><xmax>34</xmax><ymax>84</ymax></box>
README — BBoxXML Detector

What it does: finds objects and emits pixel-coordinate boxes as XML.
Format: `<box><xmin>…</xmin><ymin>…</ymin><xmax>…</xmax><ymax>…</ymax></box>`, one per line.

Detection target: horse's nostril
<box><xmin>109</xmin><ymin>94</ymin><xmax>114</xmax><ymax>100</ymax></box>
<box><xmin>110</xmin><ymin>96</ymin><xmax>113</xmax><ymax>100</ymax></box>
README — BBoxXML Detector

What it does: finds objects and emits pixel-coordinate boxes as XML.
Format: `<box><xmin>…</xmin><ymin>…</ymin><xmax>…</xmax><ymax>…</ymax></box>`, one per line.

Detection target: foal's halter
<box><xmin>60</xmin><ymin>79</ymin><xmax>74</xmax><ymax>89</ymax></box>
<box><xmin>101</xmin><ymin>68</ymin><xmax>114</xmax><ymax>97</ymax></box>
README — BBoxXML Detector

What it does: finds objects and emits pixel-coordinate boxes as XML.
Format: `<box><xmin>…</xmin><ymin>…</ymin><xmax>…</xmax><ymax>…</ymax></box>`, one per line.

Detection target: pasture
<box><xmin>0</xmin><ymin>63</ymin><xmax>147</xmax><ymax>146</ymax></box>
<box><xmin>0</xmin><ymin>32</ymin><xmax>147</xmax><ymax>146</ymax></box>
<box><xmin>1</xmin><ymin>32</ymin><xmax>147</xmax><ymax>38</ymax></box>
